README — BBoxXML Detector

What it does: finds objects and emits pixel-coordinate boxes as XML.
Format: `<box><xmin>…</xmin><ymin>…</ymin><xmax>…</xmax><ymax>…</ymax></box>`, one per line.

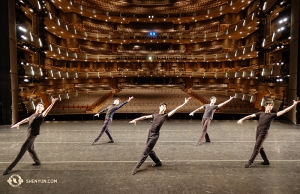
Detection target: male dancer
<box><xmin>189</xmin><ymin>96</ymin><xmax>233</xmax><ymax>145</ymax></box>
<box><xmin>92</xmin><ymin>96</ymin><xmax>134</xmax><ymax>145</ymax></box>
<box><xmin>238</xmin><ymin>100</ymin><xmax>299</xmax><ymax>168</ymax></box>
<box><xmin>3</xmin><ymin>98</ymin><xmax>58</xmax><ymax>175</ymax></box>
<box><xmin>130</xmin><ymin>97</ymin><xmax>191</xmax><ymax>175</ymax></box>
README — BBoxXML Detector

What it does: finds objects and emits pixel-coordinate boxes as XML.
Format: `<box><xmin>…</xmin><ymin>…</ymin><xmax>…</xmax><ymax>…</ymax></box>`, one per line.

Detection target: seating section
<box><xmin>79</xmin><ymin>45</ymin><xmax>113</xmax><ymax>55</ymax></box>
<box><xmin>98</xmin><ymin>87</ymin><xmax>201</xmax><ymax>114</ymax></box>
<box><xmin>75</xmin><ymin>44</ymin><xmax>224</xmax><ymax>56</ymax></box>
<box><xmin>191</xmin><ymin>45</ymin><xmax>224</xmax><ymax>55</ymax></box>
<box><xmin>80</xmin><ymin>21</ymin><xmax>220</xmax><ymax>36</ymax></box>
<box><xmin>82</xmin><ymin>21</ymin><xmax>113</xmax><ymax>34</ymax></box>
<box><xmin>74</xmin><ymin>0</ymin><xmax>227</xmax><ymax>17</ymax></box>
<box><xmin>47</xmin><ymin>86</ymin><xmax>259</xmax><ymax>115</ymax></box>
<box><xmin>50</xmin><ymin>91</ymin><xmax>112</xmax><ymax>114</ymax></box>
<box><xmin>117</xmin><ymin>49</ymin><xmax>185</xmax><ymax>55</ymax></box>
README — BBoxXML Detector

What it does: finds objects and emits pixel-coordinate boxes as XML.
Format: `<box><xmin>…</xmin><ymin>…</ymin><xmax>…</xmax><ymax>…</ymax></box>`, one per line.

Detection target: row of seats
<box><xmin>46</xmin><ymin>84</ymin><xmax>264</xmax><ymax>115</ymax></box>
<box><xmin>79</xmin><ymin>45</ymin><xmax>113</xmax><ymax>55</ymax></box>
<box><xmin>82</xmin><ymin>21</ymin><xmax>113</xmax><ymax>34</ymax></box>
<box><xmin>191</xmin><ymin>45</ymin><xmax>224</xmax><ymax>55</ymax></box>
<box><xmin>74</xmin><ymin>45</ymin><xmax>225</xmax><ymax>56</ymax></box>
<box><xmin>98</xmin><ymin>88</ymin><xmax>201</xmax><ymax>113</ymax></box>
<box><xmin>50</xmin><ymin>108</ymin><xmax>86</xmax><ymax>114</ymax></box>
<box><xmin>117</xmin><ymin>49</ymin><xmax>185</xmax><ymax>55</ymax></box>
<box><xmin>80</xmin><ymin>21</ymin><xmax>220</xmax><ymax>36</ymax></box>
<box><xmin>73</xmin><ymin>0</ymin><xmax>227</xmax><ymax>16</ymax></box>
<box><xmin>49</xmin><ymin>91</ymin><xmax>111</xmax><ymax>114</ymax></box>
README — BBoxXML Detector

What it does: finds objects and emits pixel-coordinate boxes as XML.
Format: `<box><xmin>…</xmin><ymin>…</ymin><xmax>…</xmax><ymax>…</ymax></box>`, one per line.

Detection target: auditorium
<box><xmin>0</xmin><ymin>0</ymin><xmax>299</xmax><ymax>193</ymax></box>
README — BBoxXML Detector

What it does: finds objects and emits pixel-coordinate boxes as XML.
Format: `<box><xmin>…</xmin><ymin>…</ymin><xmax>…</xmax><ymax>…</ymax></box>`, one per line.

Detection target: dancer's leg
<box><xmin>3</xmin><ymin>134</ymin><xmax>37</xmax><ymax>175</ymax></box>
<box><xmin>196</xmin><ymin>118</ymin><xmax>211</xmax><ymax>145</ymax></box>
<box><xmin>245</xmin><ymin>130</ymin><xmax>268</xmax><ymax>168</ymax></box>
<box><xmin>27</xmin><ymin>141</ymin><xmax>41</xmax><ymax>165</ymax></box>
<box><xmin>132</xmin><ymin>135</ymin><xmax>159</xmax><ymax>174</ymax></box>
<box><xmin>149</xmin><ymin>150</ymin><xmax>161</xmax><ymax>166</ymax></box>
<box><xmin>92</xmin><ymin>119</ymin><xmax>112</xmax><ymax>144</ymax></box>
<box><xmin>105</xmin><ymin>127</ymin><xmax>114</xmax><ymax>142</ymax></box>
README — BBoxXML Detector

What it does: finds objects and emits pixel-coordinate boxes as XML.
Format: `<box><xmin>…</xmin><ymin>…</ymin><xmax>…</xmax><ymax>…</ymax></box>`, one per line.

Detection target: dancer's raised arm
<box><xmin>168</xmin><ymin>97</ymin><xmax>191</xmax><ymax>117</ymax></box>
<box><xmin>42</xmin><ymin>98</ymin><xmax>58</xmax><ymax>117</ymax></box>
<box><xmin>217</xmin><ymin>96</ymin><xmax>234</xmax><ymax>108</ymax></box>
<box><xmin>277</xmin><ymin>100</ymin><xmax>299</xmax><ymax>116</ymax></box>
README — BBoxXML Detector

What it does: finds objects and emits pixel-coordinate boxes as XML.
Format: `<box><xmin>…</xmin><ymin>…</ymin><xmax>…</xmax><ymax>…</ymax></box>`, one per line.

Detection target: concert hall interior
<box><xmin>0</xmin><ymin>0</ymin><xmax>299</xmax><ymax>193</ymax></box>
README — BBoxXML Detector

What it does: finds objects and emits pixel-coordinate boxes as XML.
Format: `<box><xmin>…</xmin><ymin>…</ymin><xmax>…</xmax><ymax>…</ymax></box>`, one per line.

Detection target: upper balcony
<box><xmin>49</xmin><ymin>0</ymin><xmax>254</xmax><ymax>23</ymax></box>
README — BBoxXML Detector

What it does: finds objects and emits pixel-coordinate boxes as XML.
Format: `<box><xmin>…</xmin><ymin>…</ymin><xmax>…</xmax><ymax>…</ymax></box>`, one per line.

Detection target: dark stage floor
<box><xmin>1</xmin><ymin>119</ymin><xmax>300</xmax><ymax>194</ymax></box>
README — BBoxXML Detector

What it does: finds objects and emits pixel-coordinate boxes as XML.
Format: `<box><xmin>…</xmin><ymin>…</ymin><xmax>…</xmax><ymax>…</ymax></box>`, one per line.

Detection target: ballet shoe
<box><xmin>259</xmin><ymin>161</ymin><xmax>270</xmax><ymax>165</ymax></box>
<box><xmin>152</xmin><ymin>162</ymin><xmax>162</xmax><ymax>167</ymax></box>
<box><xmin>3</xmin><ymin>168</ymin><xmax>11</xmax><ymax>175</ymax></box>
<box><xmin>132</xmin><ymin>167</ymin><xmax>138</xmax><ymax>175</ymax></box>
<box><xmin>244</xmin><ymin>162</ymin><xmax>252</xmax><ymax>168</ymax></box>
<box><xmin>32</xmin><ymin>162</ymin><xmax>41</xmax><ymax>166</ymax></box>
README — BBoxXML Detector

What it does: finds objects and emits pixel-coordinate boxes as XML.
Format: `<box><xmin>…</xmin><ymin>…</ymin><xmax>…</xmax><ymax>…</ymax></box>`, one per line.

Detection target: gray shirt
<box><xmin>202</xmin><ymin>104</ymin><xmax>218</xmax><ymax>120</ymax></box>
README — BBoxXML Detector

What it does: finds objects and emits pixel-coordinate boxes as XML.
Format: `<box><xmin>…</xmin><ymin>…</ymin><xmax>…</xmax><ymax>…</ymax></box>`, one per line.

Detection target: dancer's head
<box><xmin>210</xmin><ymin>96</ymin><xmax>217</xmax><ymax>104</ymax></box>
<box><xmin>159</xmin><ymin>102</ymin><xmax>167</xmax><ymax>113</ymax></box>
<box><xmin>35</xmin><ymin>102</ymin><xmax>45</xmax><ymax>113</ymax></box>
<box><xmin>264</xmin><ymin>100</ymin><xmax>274</xmax><ymax>112</ymax></box>
<box><xmin>113</xmin><ymin>98</ymin><xmax>120</xmax><ymax>105</ymax></box>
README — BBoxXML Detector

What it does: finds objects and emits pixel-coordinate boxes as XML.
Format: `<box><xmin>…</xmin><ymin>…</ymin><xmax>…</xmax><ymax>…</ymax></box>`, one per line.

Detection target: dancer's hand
<box><xmin>237</xmin><ymin>119</ymin><xmax>243</xmax><ymax>124</ymax></box>
<box><xmin>189</xmin><ymin>112</ymin><xmax>194</xmax><ymax>116</ymax></box>
<box><xmin>184</xmin><ymin>97</ymin><xmax>191</xmax><ymax>103</ymax></box>
<box><xmin>293</xmin><ymin>100</ymin><xmax>300</xmax><ymax>105</ymax></box>
<box><xmin>11</xmin><ymin>124</ymin><xmax>19</xmax><ymax>129</ymax></box>
<box><xmin>127</xmin><ymin>96</ymin><xmax>134</xmax><ymax>102</ymax></box>
<box><xmin>129</xmin><ymin>120</ymin><xmax>136</xmax><ymax>125</ymax></box>
<box><xmin>94</xmin><ymin>113</ymin><xmax>99</xmax><ymax>117</ymax></box>
<box><xmin>51</xmin><ymin>98</ymin><xmax>59</xmax><ymax>103</ymax></box>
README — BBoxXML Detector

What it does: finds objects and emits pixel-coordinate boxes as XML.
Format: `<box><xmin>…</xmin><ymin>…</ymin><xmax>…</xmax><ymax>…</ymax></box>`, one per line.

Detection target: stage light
<box><xmin>18</xmin><ymin>26</ymin><xmax>27</xmax><ymax>32</ymax></box>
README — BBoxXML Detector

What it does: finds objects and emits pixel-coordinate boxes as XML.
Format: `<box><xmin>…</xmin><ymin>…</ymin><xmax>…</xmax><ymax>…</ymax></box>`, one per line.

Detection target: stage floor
<box><xmin>1</xmin><ymin>119</ymin><xmax>300</xmax><ymax>194</ymax></box>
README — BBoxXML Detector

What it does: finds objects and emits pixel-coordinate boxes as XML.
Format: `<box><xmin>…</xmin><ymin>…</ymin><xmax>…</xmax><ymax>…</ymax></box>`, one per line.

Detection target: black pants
<box><xmin>7</xmin><ymin>133</ymin><xmax>40</xmax><ymax>170</ymax></box>
<box><xmin>94</xmin><ymin>119</ymin><xmax>114</xmax><ymax>142</ymax></box>
<box><xmin>248</xmin><ymin>128</ymin><xmax>269</xmax><ymax>163</ymax></box>
<box><xmin>135</xmin><ymin>131</ymin><xmax>161</xmax><ymax>169</ymax></box>
<box><xmin>198</xmin><ymin>118</ymin><xmax>211</xmax><ymax>143</ymax></box>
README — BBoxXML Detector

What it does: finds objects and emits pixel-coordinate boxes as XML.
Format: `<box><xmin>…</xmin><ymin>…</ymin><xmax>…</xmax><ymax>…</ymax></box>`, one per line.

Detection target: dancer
<box><xmin>3</xmin><ymin>98</ymin><xmax>58</xmax><ymax>175</ymax></box>
<box><xmin>92</xmin><ymin>96</ymin><xmax>134</xmax><ymax>145</ymax></box>
<box><xmin>189</xmin><ymin>96</ymin><xmax>233</xmax><ymax>145</ymax></box>
<box><xmin>238</xmin><ymin>100</ymin><xmax>299</xmax><ymax>168</ymax></box>
<box><xmin>130</xmin><ymin>97</ymin><xmax>191</xmax><ymax>175</ymax></box>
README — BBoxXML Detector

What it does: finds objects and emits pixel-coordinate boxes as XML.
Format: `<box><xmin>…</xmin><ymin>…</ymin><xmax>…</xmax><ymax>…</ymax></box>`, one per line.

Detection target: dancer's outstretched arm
<box><xmin>168</xmin><ymin>97</ymin><xmax>191</xmax><ymax>117</ymax></box>
<box><xmin>94</xmin><ymin>107</ymin><xmax>108</xmax><ymax>117</ymax></box>
<box><xmin>127</xmin><ymin>96</ymin><xmax>134</xmax><ymax>102</ymax></box>
<box><xmin>237</xmin><ymin>114</ymin><xmax>256</xmax><ymax>124</ymax></box>
<box><xmin>11</xmin><ymin>118</ymin><xmax>30</xmax><ymax>129</ymax></box>
<box><xmin>42</xmin><ymin>98</ymin><xmax>58</xmax><ymax>117</ymax></box>
<box><xmin>217</xmin><ymin>96</ymin><xmax>234</xmax><ymax>108</ymax></box>
<box><xmin>115</xmin><ymin>96</ymin><xmax>134</xmax><ymax>109</ymax></box>
<box><xmin>277</xmin><ymin>100</ymin><xmax>299</xmax><ymax>116</ymax></box>
<box><xmin>129</xmin><ymin>115</ymin><xmax>153</xmax><ymax>125</ymax></box>
<box><xmin>189</xmin><ymin>105</ymin><xmax>204</xmax><ymax>116</ymax></box>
